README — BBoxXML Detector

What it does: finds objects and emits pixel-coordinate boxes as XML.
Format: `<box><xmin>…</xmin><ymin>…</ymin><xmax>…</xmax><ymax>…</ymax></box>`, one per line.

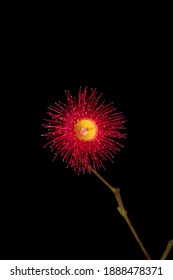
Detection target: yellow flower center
<box><xmin>75</xmin><ymin>119</ymin><xmax>97</xmax><ymax>141</ymax></box>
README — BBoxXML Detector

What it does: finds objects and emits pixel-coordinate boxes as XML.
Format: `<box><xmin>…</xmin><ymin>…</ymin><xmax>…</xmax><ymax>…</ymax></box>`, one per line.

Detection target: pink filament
<box><xmin>42</xmin><ymin>87</ymin><xmax>126</xmax><ymax>174</ymax></box>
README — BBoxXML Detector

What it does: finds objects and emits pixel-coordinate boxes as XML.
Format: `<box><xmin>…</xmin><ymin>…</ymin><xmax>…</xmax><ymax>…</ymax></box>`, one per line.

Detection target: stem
<box><xmin>90</xmin><ymin>166</ymin><xmax>151</xmax><ymax>260</ymax></box>
<box><xmin>161</xmin><ymin>240</ymin><xmax>173</xmax><ymax>260</ymax></box>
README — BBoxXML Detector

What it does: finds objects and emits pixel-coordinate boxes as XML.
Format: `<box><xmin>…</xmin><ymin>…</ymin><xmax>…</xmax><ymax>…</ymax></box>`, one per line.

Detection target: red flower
<box><xmin>42</xmin><ymin>87</ymin><xmax>126</xmax><ymax>174</ymax></box>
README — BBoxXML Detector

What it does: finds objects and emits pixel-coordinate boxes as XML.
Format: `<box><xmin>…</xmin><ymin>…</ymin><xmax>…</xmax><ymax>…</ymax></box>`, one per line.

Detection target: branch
<box><xmin>161</xmin><ymin>240</ymin><xmax>173</xmax><ymax>260</ymax></box>
<box><xmin>90</xmin><ymin>166</ymin><xmax>151</xmax><ymax>260</ymax></box>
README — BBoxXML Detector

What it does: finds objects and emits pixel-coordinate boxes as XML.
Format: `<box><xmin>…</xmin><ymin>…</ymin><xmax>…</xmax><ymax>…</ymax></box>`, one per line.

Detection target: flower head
<box><xmin>42</xmin><ymin>87</ymin><xmax>126</xmax><ymax>173</ymax></box>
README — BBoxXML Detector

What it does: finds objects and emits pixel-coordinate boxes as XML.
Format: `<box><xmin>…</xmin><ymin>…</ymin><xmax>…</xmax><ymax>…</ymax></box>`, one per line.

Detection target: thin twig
<box><xmin>161</xmin><ymin>240</ymin><xmax>173</xmax><ymax>260</ymax></box>
<box><xmin>90</xmin><ymin>166</ymin><xmax>151</xmax><ymax>260</ymax></box>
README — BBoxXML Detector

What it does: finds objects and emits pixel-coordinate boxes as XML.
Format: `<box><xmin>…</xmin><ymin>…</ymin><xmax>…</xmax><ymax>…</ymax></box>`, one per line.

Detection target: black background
<box><xmin>1</xmin><ymin>7</ymin><xmax>172</xmax><ymax>260</ymax></box>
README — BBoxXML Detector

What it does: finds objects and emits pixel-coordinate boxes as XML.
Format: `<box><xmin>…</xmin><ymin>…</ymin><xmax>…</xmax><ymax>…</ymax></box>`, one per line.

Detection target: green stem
<box><xmin>161</xmin><ymin>240</ymin><xmax>173</xmax><ymax>260</ymax></box>
<box><xmin>90</xmin><ymin>166</ymin><xmax>151</xmax><ymax>260</ymax></box>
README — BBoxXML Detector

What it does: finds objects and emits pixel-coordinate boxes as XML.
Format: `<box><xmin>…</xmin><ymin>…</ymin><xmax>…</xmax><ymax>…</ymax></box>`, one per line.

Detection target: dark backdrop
<box><xmin>1</xmin><ymin>10</ymin><xmax>172</xmax><ymax>260</ymax></box>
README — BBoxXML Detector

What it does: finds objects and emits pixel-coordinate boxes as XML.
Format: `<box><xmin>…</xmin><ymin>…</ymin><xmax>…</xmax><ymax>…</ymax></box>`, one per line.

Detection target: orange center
<box><xmin>75</xmin><ymin>119</ymin><xmax>97</xmax><ymax>141</ymax></box>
